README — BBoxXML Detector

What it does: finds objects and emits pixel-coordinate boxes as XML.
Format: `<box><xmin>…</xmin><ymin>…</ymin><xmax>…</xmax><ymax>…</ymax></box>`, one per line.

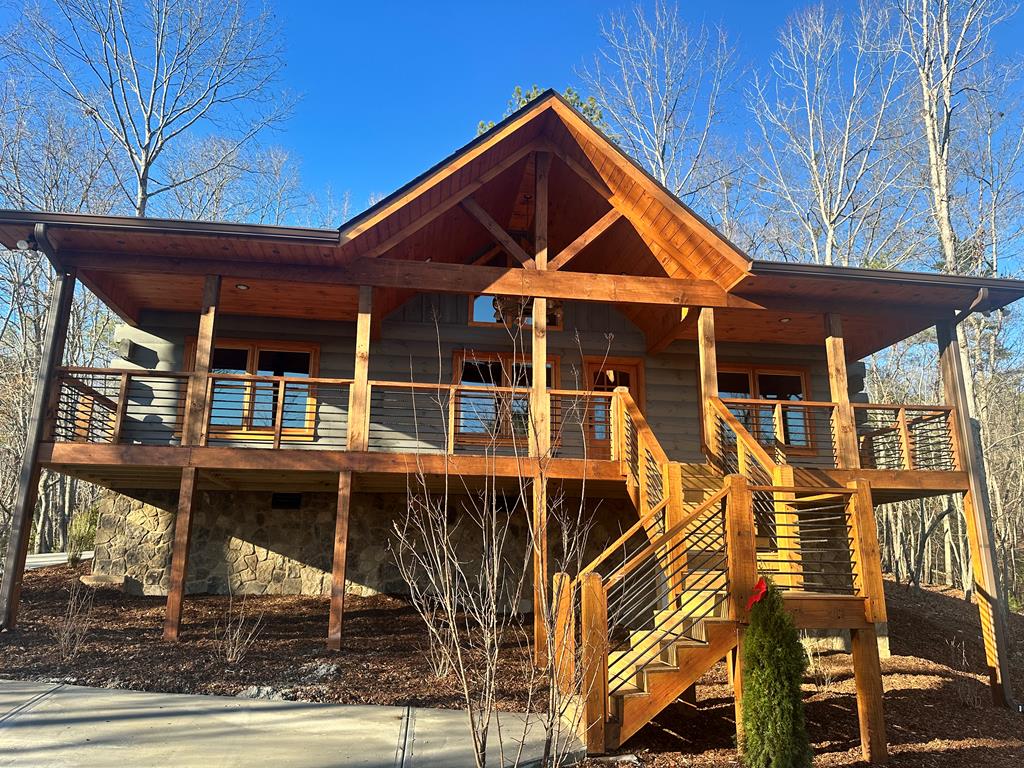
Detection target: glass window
<box><xmin>454</xmin><ymin>352</ymin><xmax>558</xmax><ymax>440</ymax></box>
<box><xmin>468</xmin><ymin>295</ymin><xmax>564</xmax><ymax>330</ymax></box>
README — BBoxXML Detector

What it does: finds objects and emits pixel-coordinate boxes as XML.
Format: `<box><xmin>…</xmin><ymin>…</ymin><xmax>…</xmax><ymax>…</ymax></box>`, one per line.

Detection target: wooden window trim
<box><xmin>716</xmin><ymin>363</ymin><xmax>816</xmax><ymax>454</ymax></box>
<box><xmin>452</xmin><ymin>349</ymin><xmax>561</xmax><ymax>445</ymax></box>
<box><xmin>183</xmin><ymin>337</ymin><xmax>321</xmax><ymax>442</ymax></box>
<box><xmin>583</xmin><ymin>356</ymin><xmax>646</xmax><ymax>412</ymax></box>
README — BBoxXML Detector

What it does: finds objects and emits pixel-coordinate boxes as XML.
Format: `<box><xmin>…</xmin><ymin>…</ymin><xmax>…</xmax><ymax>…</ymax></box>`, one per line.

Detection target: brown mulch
<box><xmin>592</xmin><ymin>578</ymin><xmax>1024</xmax><ymax>767</ymax></box>
<box><xmin>0</xmin><ymin>562</ymin><xmax>541</xmax><ymax>711</ymax></box>
<box><xmin>2</xmin><ymin>568</ymin><xmax>1023</xmax><ymax>766</ymax></box>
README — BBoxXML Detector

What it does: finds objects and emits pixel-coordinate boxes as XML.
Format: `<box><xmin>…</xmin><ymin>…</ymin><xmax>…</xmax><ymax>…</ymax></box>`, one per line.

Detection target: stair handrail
<box><xmin>589</xmin><ymin>485</ymin><xmax>730</xmax><ymax>586</ymax></box>
<box><xmin>707</xmin><ymin>396</ymin><xmax>779</xmax><ymax>472</ymax></box>
<box><xmin>614</xmin><ymin>388</ymin><xmax>672</xmax><ymax>516</ymax></box>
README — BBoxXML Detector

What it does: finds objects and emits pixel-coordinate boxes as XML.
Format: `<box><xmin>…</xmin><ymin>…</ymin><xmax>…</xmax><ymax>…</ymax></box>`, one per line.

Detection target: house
<box><xmin>0</xmin><ymin>92</ymin><xmax>1021</xmax><ymax>760</ymax></box>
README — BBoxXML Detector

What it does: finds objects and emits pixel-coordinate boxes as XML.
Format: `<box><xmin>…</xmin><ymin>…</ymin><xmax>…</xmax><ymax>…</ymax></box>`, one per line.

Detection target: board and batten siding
<box><xmin>110</xmin><ymin>295</ymin><xmax>839</xmax><ymax>462</ymax></box>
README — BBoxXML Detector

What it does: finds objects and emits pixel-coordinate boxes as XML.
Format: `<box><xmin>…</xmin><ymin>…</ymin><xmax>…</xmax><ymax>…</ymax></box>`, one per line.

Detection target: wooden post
<box><xmin>824</xmin><ymin>313</ymin><xmax>860</xmax><ymax>469</ymax></box>
<box><xmin>552</xmin><ymin>572</ymin><xmax>575</xmax><ymax>695</ymax></box>
<box><xmin>110</xmin><ymin>372</ymin><xmax>131</xmax><ymax>444</ymax></box>
<box><xmin>327</xmin><ymin>470</ymin><xmax>353</xmax><ymax>650</ymax></box>
<box><xmin>666</xmin><ymin>462</ymin><xmax>687</xmax><ymax>603</ymax></box>
<box><xmin>771</xmin><ymin>464</ymin><xmax>802</xmax><ymax>590</ymax></box>
<box><xmin>849</xmin><ymin>480</ymin><xmax>887</xmax><ymax>626</ymax></box>
<box><xmin>347</xmin><ymin>286</ymin><xmax>373</xmax><ymax>451</ymax></box>
<box><xmin>183</xmin><ymin>275</ymin><xmax>220</xmax><ymax>446</ymax></box>
<box><xmin>851</xmin><ymin>624</ymin><xmax>888</xmax><ymax>763</ymax></box>
<box><xmin>936</xmin><ymin>318</ymin><xmax>1017</xmax><ymax>708</ymax></box>
<box><xmin>163</xmin><ymin>466</ymin><xmax>199</xmax><ymax>641</ymax></box>
<box><xmin>0</xmin><ymin>267</ymin><xmax>76</xmax><ymax>630</ymax></box>
<box><xmin>725</xmin><ymin>475</ymin><xmax>757</xmax><ymax>623</ymax></box>
<box><xmin>732</xmin><ymin>627</ymin><xmax>746</xmax><ymax>747</ymax></box>
<box><xmin>697</xmin><ymin>308</ymin><xmax>719</xmax><ymax>459</ymax></box>
<box><xmin>896</xmin><ymin>407</ymin><xmax>914</xmax><ymax>470</ymax></box>
<box><xmin>531</xmin><ymin>154</ymin><xmax>551</xmax><ymax>666</ymax></box>
<box><xmin>532</xmin><ymin>475</ymin><xmax>549</xmax><ymax>667</ymax></box>
<box><xmin>580</xmin><ymin>571</ymin><xmax>608</xmax><ymax>755</ymax></box>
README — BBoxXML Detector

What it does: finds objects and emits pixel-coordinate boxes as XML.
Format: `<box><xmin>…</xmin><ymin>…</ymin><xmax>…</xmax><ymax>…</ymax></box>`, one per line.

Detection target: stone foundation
<box><xmin>92</xmin><ymin>488</ymin><xmax>633</xmax><ymax>601</ymax></box>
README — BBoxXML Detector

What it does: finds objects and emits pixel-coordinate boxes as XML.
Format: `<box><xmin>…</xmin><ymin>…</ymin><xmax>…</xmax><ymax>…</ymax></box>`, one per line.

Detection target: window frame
<box><xmin>184</xmin><ymin>337</ymin><xmax>321</xmax><ymax>441</ymax></box>
<box><xmin>467</xmin><ymin>295</ymin><xmax>564</xmax><ymax>331</ymax></box>
<box><xmin>715</xmin><ymin>363</ymin><xmax>814</xmax><ymax>452</ymax></box>
<box><xmin>451</xmin><ymin>349</ymin><xmax>561</xmax><ymax>445</ymax></box>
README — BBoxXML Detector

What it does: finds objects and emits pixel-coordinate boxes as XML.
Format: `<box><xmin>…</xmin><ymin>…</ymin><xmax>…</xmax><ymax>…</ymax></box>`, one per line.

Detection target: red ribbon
<box><xmin>746</xmin><ymin>576</ymin><xmax>768</xmax><ymax>611</ymax></box>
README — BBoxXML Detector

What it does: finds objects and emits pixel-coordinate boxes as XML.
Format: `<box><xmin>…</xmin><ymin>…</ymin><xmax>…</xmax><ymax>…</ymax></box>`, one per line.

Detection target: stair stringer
<box><xmin>609</xmin><ymin>618</ymin><xmax>739</xmax><ymax>749</ymax></box>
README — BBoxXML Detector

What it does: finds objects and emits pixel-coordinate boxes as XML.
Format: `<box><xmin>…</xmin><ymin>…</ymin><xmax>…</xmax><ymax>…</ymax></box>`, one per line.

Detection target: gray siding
<box><xmin>112</xmin><ymin>295</ymin><xmax>836</xmax><ymax>462</ymax></box>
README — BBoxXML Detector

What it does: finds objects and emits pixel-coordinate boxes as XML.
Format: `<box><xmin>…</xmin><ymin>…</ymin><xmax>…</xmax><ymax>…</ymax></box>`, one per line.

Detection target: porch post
<box><xmin>163</xmin><ymin>466</ymin><xmax>199</xmax><ymax>640</ymax></box>
<box><xmin>824</xmin><ymin>313</ymin><xmax>860</xmax><ymax>469</ymax></box>
<box><xmin>851</xmin><ymin>624</ymin><xmax>888</xmax><ymax>763</ymax></box>
<box><xmin>327</xmin><ymin>470</ymin><xmax>353</xmax><ymax>650</ymax></box>
<box><xmin>531</xmin><ymin>151</ymin><xmax>551</xmax><ymax>667</ymax></box>
<box><xmin>697</xmin><ymin>308</ymin><xmax>719</xmax><ymax>459</ymax></box>
<box><xmin>182</xmin><ymin>275</ymin><xmax>221</xmax><ymax>446</ymax></box>
<box><xmin>347</xmin><ymin>286</ymin><xmax>373</xmax><ymax>452</ymax></box>
<box><xmin>936</xmin><ymin>318</ymin><xmax>1017</xmax><ymax>709</ymax></box>
<box><xmin>0</xmin><ymin>262</ymin><xmax>76</xmax><ymax>631</ymax></box>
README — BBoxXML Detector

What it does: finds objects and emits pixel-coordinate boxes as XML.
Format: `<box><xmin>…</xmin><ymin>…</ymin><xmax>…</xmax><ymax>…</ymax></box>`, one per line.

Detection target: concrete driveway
<box><xmin>0</xmin><ymin>680</ymin><xmax>582</xmax><ymax>767</ymax></box>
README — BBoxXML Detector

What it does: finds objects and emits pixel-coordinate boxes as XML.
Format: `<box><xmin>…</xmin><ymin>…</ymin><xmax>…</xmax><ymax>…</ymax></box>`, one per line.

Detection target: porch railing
<box><xmin>47</xmin><ymin>367</ymin><xmax>616</xmax><ymax>460</ymax></box>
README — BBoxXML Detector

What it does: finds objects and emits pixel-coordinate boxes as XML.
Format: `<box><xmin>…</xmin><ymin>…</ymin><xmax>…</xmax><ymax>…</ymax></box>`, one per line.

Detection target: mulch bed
<box><xmin>2</xmin><ymin>567</ymin><xmax>1023</xmax><ymax>767</ymax></box>
<box><xmin>0</xmin><ymin>563</ymin><xmax>542</xmax><ymax>711</ymax></box>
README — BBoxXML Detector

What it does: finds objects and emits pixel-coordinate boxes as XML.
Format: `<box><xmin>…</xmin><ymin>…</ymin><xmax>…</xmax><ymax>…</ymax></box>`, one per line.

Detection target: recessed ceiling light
<box><xmin>235</xmin><ymin>283</ymin><xmax>250</xmax><ymax>291</ymax></box>
<box><xmin>780</xmin><ymin>317</ymin><xmax>791</xmax><ymax>324</ymax></box>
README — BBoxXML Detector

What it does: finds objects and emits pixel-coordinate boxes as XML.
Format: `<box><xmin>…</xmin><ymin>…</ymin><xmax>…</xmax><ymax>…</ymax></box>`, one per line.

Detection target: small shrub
<box><xmin>67</xmin><ymin>506</ymin><xmax>100</xmax><ymax>566</ymax></box>
<box><xmin>741</xmin><ymin>578</ymin><xmax>813</xmax><ymax>768</ymax></box>
<box><xmin>803</xmin><ymin>632</ymin><xmax>837</xmax><ymax>695</ymax></box>
<box><xmin>54</xmin><ymin>580</ymin><xmax>94</xmax><ymax>663</ymax></box>
<box><xmin>946</xmin><ymin>638</ymin><xmax>983</xmax><ymax>709</ymax></box>
<box><xmin>215</xmin><ymin>594</ymin><xmax>264</xmax><ymax>665</ymax></box>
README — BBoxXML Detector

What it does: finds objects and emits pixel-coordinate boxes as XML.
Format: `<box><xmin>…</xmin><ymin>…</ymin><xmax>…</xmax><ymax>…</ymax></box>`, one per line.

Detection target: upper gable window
<box><xmin>468</xmin><ymin>295</ymin><xmax>563</xmax><ymax>330</ymax></box>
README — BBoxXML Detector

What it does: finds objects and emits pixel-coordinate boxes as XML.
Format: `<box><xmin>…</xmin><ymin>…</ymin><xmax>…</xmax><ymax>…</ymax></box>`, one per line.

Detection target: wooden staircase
<box><xmin>551</xmin><ymin>390</ymin><xmax>889</xmax><ymax>758</ymax></box>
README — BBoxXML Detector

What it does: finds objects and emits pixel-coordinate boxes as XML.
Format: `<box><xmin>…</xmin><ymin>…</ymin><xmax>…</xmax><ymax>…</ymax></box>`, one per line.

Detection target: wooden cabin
<box><xmin>1</xmin><ymin>92</ymin><xmax>1021</xmax><ymax>760</ymax></box>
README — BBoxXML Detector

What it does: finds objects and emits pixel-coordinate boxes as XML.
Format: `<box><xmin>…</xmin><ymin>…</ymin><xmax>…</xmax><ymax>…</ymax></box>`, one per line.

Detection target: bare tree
<box><xmin>15</xmin><ymin>0</ymin><xmax>291</xmax><ymax>216</ymax></box>
<box><xmin>579</xmin><ymin>0</ymin><xmax>737</xmax><ymax>209</ymax></box>
<box><xmin>748</xmin><ymin>2</ymin><xmax>922</xmax><ymax>268</ymax></box>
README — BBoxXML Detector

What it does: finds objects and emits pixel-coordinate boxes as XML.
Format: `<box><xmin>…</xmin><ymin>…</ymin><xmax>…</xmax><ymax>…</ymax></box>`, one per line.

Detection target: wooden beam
<box><xmin>825</xmin><ymin>314</ymin><xmax>860</xmax><ymax>469</ymax></box>
<box><xmin>849</xmin><ymin>480</ymin><xmax>887</xmax><ymax>625</ymax></box>
<box><xmin>327</xmin><ymin>470</ymin><xmax>353</xmax><ymax>650</ymax></box>
<box><xmin>851</xmin><ymin>625</ymin><xmax>888</xmax><ymax>763</ymax></box>
<box><xmin>697</xmin><ymin>308</ymin><xmax>719</xmax><ymax>458</ymax></box>
<box><xmin>183</xmin><ymin>276</ymin><xmax>220</xmax><ymax>446</ymax></box>
<box><xmin>534</xmin><ymin>151</ymin><xmax>550</xmax><ymax>270</ymax></box>
<box><xmin>460</xmin><ymin>197</ymin><xmax>535</xmax><ymax>268</ymax></box>
<box><xmin>548</xmin><ymin>208</ymin><xmax>621</xmax><ymax>271</ymax></box>
<box><xmin>360</xmin><ymin>142</ymin><xmax>538</xmax><ymax>259</ymax></box>
<box><xmin>64</xmin><ymin>252</ymin><xmax>759</xmax><ymax>309</ymax></box>
<box><xmin>937</xmin><ymin>318</ymin><xmax>1017</xmax><ymax>709</ymax></box>
<box><xmin>163</xmin><ymin>466</ymin><xmax>199</xmax><ymax>641</ymax></box>
<box><xmin>646</xmin><ymin>307</ymin><xmax>690</xmax><ymax>355</ymax></box>
<box><xmin>0</xmin><ymin>265</ymin><xmax>76</xmax><ymax>630</ymax></box>
<box><xmin>347</xmin><ymin>287</ymin><xmax>373</xmax><ymax>451</ymax></box>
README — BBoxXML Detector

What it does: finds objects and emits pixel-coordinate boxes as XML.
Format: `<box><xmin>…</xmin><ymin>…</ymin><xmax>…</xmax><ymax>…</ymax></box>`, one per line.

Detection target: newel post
<box><xmin>580</xmin><ymin>571</ymin><xmax>608</xmax><ymax>754</ymax></box>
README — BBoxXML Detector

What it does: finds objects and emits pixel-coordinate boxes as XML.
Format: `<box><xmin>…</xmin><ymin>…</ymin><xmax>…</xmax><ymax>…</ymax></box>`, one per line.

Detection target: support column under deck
<box><xmin>0</xmin><ymin>263</ymin><xmax>76</xmax><ymax>631</ymax></box>
<box><xmin>327</xmin><ymin>470</ymin><xmax>353</xmax><ymax>651</ymax></box>
<box><xmin>163</xmin><ymin>467</ymin><xmax>199</xmax><ymax>641</ymax></box>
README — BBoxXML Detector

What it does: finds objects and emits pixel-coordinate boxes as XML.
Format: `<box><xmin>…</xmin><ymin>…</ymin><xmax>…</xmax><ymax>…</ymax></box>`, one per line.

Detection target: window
<box><xmin>453</xmin><ymin>350</ymin><xmax>558</xmax><ymax>441</ymax></box>
<box><xmin>468</xmin><ymin>295</ymin><xmax>564</xmax><ymax>330</ymax></box>
<box><xmin>717</xmin><ymin>365</ymin><xmax>810</xmax><ymax>447</ymax></box>
<box><xmin>584</xmin><ymin>357</ymin><xmax>645</xmax><ymax>443</ymax></box>
<box><xmin>186</xmin><ymin>338</ymin><xmax>319</xmax><ymax>438</ymax></box>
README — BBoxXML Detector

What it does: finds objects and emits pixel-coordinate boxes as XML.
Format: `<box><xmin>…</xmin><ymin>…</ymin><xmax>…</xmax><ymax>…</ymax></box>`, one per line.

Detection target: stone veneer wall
<box><xmin>92</xmin><ymin>488</ymin><xmax>633</xmax><ymax>602</ymax></box>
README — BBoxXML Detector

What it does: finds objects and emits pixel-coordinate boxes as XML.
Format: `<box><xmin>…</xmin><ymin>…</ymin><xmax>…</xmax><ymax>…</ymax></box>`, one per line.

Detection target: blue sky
<box><xmin>275</xmin><ymin>1</ymin><xmax>797</xmax><ymax>207</ymax></box>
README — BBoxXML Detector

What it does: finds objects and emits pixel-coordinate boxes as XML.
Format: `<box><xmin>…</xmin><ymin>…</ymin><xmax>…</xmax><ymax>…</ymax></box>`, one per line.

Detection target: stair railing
<box><xmin>613</xmin><ymin>387</ymin><xmax>672</xmax><ymax>527</ymax></box>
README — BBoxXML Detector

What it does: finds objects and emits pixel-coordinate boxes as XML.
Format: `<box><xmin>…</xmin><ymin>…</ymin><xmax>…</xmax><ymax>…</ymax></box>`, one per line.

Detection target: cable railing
<box><xmin>50</xmin><ymin>367</ymin><xmax>190</xmax><ymax>445</ymax></box>
<box><xmin>616</xmin><ymin>388</ymin><xmax>672</xmax><ymax>523</ymax></box>
<box><xmin>853</xmin><ymin>403</ymin><xmax>958</xmax><ymax>471</ymax></box>
<box><xmin>749</xmin><ymin>486</ymin><xmax>859</xmax><ymax>595</ymax></box>
<box><xmin>573</xmin><ymin>487</ymin><xmax>731</xmax><ymax>695</ymax></box>
<box><xmin>718</xmin><ymin>397</ymin><xmax>839</xmax><ymax>469</ymax></box>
